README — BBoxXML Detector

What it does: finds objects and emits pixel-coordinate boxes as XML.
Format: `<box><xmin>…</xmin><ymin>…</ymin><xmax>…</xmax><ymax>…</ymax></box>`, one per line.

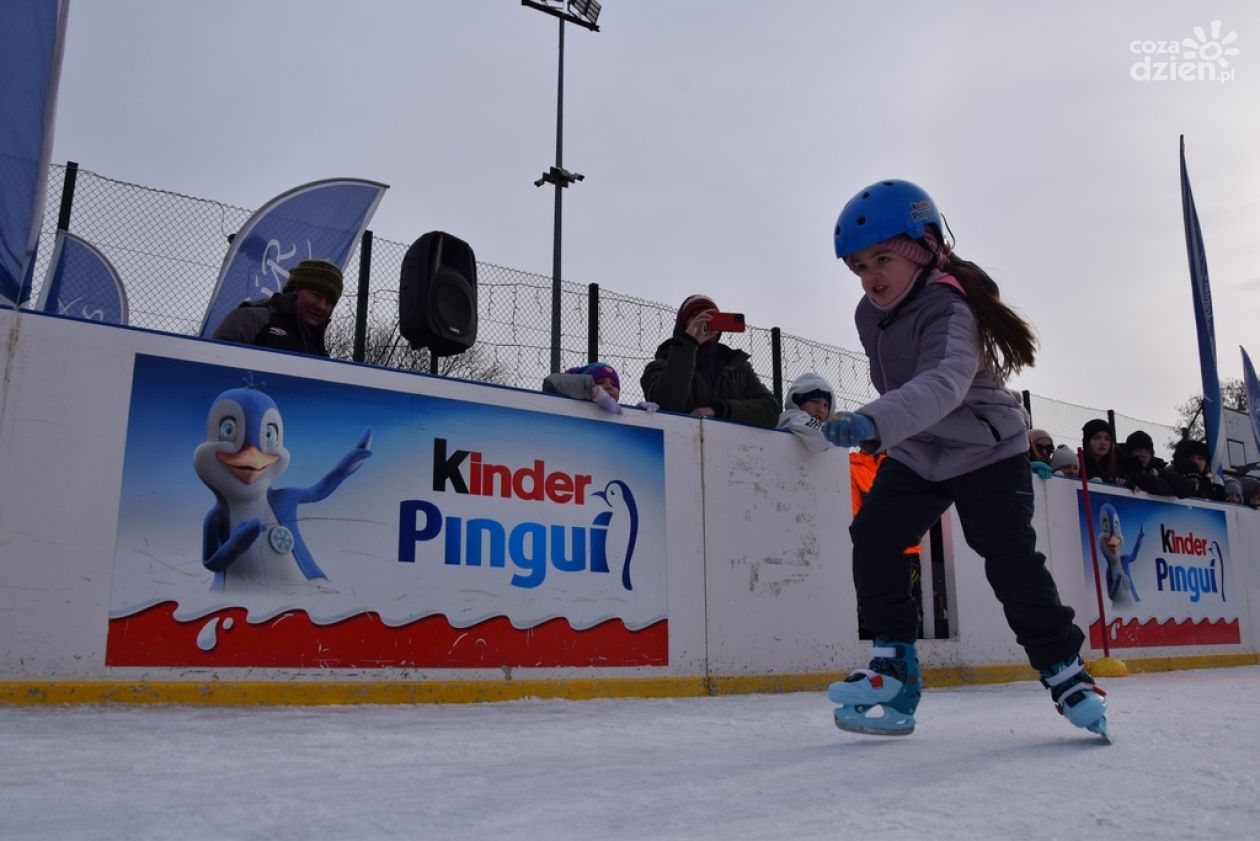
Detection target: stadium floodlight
<box><xmin>521</xmin><ymin>0</ymin><xmax>601</xmax><ymax>32</ymax></box>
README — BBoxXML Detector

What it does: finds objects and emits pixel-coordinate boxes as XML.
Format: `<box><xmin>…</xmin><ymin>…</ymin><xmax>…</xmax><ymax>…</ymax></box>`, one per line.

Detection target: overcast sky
<box><xmin>49</xmin><ymin>1</ymin><xmax>1260</xmax><ymax>425</ymax></box>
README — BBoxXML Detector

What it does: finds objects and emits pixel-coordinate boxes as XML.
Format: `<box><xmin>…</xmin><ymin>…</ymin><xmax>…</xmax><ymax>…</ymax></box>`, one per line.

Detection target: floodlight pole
<box><xmin>524</xmin><ymin>1</ymin><xmax>599</xmax><ymax>373</ymax></box>
<box><xmin>549</xmin><ymin>17</ymin><xmax>567</xmax><ymax>375</ymax></box>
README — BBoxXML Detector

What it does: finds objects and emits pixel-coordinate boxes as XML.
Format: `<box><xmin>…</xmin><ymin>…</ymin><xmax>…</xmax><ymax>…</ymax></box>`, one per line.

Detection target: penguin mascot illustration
<box><xmin>1098</xmin><ymin>502</ymin><xmax>1143</xmax><ymax>604</ymax></box>
<box><xmin>192</xmin><ymin>385</ymin><xmax>372</xmax><ymax>593</ymax></box>
<box><xmin>591</xmin><ymin>479</ymin><xmax>639</xmax><ymax>590</ymax></box>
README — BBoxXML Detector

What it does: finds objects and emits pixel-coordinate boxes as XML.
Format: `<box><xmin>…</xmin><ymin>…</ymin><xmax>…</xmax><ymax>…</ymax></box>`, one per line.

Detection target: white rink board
<box><xmin>2</xmin><ymin>307</ymin><xmax>1258</xmax><ymax>686</ymax></box>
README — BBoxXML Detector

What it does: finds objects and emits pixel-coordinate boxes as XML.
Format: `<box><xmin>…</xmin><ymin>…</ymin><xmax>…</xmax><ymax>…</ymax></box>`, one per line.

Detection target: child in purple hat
<box><xmin>543</xmin><ymin>362</ymin><xmax>657</xmax><ymax>415</ymax></box>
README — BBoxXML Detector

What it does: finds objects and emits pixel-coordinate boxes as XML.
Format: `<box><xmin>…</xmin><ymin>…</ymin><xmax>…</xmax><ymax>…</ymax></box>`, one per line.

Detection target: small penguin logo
<box><xmin>591</xmin><ymin>479</ymin><xmax>639</xmax><ymax>591</ymax></box>
<box><xmin>1098</xmin><ymin>503</ymin><xmax>1144</xmax><ymax>604</ymax></box>
<box><xmin>192</xmin><ymin>382</ymin><xmax>372</xmax><ymax>593</ymax></box>
<box><xmin>1208</xmin><ymin>540</ymin><xmax>1228</xmax><ymax>603</ymax></box>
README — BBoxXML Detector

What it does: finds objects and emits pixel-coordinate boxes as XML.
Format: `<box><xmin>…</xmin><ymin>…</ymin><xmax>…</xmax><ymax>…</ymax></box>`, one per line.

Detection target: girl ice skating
<box><xmin>823</xmin><ymin>179</ymin><xmax>1109</xmax><ymax>739</ymax></box>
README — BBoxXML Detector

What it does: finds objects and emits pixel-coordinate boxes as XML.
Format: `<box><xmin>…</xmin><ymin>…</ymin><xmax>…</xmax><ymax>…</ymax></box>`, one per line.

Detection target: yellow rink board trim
<box><xmin>3</xmin><ymin>653</ymin><xmax>1256</xmax><ymax>706</ymax></box>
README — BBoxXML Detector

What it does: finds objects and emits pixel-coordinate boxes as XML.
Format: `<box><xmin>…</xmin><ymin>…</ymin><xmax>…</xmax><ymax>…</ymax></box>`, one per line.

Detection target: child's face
<box><xmin>1056</xmin><ymin>463</ymin><xmax>1080</xmax><ymax>478</ymax></box>
<box><xmin>594</xmin><ymin>377</ymin><xmax>619</xmax><ymax>401</ymax></box>
<box><xmin>1132</xmin><ymin>448</ymin><xmax>1153</xmax><ymax>468</ymax></box>
<box><xmin>800</xmin><ymin>397</ymin><xmax>830</xmax><ymax>422</ymax></box>
<box><xmin>1088</xmin><ymin>431</ymin><xmax>1111</xmax><ymax>457</ymax></box>
<box><xmin>1190</xmin><ymin>454</ymin><xmax>1206</xmax><ymax>471</ymax></box>
<box><xmin>847</xmin><ymin>244</ymin><xmax>919</xmax><ymax>309</ymax></box>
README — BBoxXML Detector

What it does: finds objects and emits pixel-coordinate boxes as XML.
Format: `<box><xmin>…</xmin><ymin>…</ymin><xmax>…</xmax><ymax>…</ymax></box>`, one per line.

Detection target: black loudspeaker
<box><xmin>399</xmin><ymin>231</ymin><xmax>478</xmax><ymax>356</ymax></box>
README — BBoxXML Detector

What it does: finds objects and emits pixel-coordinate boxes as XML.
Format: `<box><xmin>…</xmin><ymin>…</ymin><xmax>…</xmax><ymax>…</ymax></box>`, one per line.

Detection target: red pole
<box><xmin>1077</xmin><ymin>447</ymin><xmax>1112</xmax><ymax>657</ymax></box>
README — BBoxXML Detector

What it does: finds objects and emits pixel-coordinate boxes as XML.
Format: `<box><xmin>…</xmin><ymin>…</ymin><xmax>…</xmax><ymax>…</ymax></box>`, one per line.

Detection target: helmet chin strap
<box><xmin>940</xmin><ymin>213</ymin><xmax>956</xmax><ymax>251</ymax></box>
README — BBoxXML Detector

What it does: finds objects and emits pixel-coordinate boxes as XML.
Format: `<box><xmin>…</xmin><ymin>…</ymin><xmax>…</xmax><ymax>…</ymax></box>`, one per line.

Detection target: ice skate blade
<box><xmin>1091</xmin><ymin>718</ymin><xmax>1113</xmax><ymax>744</ymax></box>
<box><xmin>833</xmin><ymin>707</ymin><xmax>915</xmax><ymax>737</ymax></box>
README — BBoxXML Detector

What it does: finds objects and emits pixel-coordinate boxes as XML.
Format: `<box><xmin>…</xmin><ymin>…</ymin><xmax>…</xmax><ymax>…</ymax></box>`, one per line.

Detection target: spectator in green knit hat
<box><xmin>283</xmin><ymin>259</ymin><xmax>343</xmax><ymax>329</ymax></box>
<box><xmin>212</xmin><ymin>258</ymin><xmax>343</xmax><ymax>357</ymax></box>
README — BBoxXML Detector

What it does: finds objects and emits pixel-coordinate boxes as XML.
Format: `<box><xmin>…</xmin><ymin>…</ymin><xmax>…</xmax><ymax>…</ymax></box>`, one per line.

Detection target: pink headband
<box><xmin>844</xmin><ymin>233</ymin><xmax>950</xmax><ymax>273</ymax></box>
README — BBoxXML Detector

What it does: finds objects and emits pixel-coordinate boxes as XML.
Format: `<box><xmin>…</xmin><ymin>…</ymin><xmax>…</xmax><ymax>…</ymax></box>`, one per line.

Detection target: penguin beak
<box><xmin>593</xmin><ymin>491</ymin><xmax>607</xmax><ymax>503</ymax></box>
<box><xmin>216</xmin><ymin>445</ymin><xmax>279</xmax><ymax>485</ymax></box>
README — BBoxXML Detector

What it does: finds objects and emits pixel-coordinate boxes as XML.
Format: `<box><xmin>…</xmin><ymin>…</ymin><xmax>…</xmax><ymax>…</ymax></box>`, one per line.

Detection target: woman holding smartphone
<box><xmin>640</xmin><ymin>294</ymin><xmax>779</xmax><ymax>428</ymax></box>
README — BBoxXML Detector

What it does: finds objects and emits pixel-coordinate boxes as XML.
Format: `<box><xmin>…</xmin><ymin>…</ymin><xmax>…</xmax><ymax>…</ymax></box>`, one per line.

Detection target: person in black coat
<box><xmin>1119</xmin><ymin>430</ymin><xmax>1194</xmax><ymax>498</ymax></box>
<box><xmin>1081</xmin><ymin>418</ymin><xmax>1124</xmax><ymax>485</ymax></box>
<box><xmin>212</xmin><ymin>258</ymin><xmax>342</xmax><ymax>357</ymax></box>
<box><xmin>1170</xmin><ymin>438</ymin><xmax>1227</xmax><ymax>501</ymax></box>
<box><xmin>640</xmin><ymin>294</ymin><xmax>779</xmax><ymax>428</ymax></box>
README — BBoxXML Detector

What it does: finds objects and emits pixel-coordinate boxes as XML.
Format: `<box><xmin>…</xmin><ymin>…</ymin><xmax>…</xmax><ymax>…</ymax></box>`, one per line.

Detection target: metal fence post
<box><xmin>57</xmin><ymin>161</ymin><xmax>79</xmax><ymax>231</ymax></box>
<box><xmin>771</xmin><ymin>327</ymin><xmax>783</xmax><ymax>406</ymax></box>
<box><xmin>352</xmin><ymin>229</ymin><xmax>373</xmax><ymax>363</ymax></box>
<box><xmin>587</xmin><ymin>282</ymin><xmax>599</xmax><ymax>363</ymax></box>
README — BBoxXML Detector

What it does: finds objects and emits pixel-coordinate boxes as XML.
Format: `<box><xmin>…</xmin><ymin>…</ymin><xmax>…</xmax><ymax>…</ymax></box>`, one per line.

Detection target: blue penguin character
<box><xmin>591</xmin><ymin>479</ymin><xmax>639</xmax><ymax>591</ymax></box>
<box><xmin>192</xmin><ymin>386</ymin><xmax>372</xmax><ymax>593</ymax></box>
<box><xmin>1098</xmin><ymin>502</ymin><xmax>1143</xmax><ymax>604</ymax></box>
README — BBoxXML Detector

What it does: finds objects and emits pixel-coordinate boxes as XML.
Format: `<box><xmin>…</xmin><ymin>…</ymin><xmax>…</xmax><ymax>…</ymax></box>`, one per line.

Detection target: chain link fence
<box><xmin>29</xmin><ymin>164</ymin><xmax>1178</xmax><ymax>453</ymax></box>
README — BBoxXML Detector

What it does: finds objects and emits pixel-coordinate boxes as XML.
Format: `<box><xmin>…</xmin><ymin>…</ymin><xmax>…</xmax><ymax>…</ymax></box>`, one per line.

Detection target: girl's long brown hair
<box><xmin>940</xmin><ymin>252</ymin><xmax>1037</xmax><ymax>382</ymax></box>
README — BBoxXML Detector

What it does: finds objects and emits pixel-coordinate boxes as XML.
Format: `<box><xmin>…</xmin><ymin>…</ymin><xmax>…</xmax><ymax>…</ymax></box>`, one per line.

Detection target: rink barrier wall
<box><xmin>2</xmin><ymin>308</ymin><xmax>1258</xmax><ymax>705</ymax></box>
<box><xmin>4</xmin><ymin>652</ymin><xmax>1259</xmax><ymax>706</ymax></box>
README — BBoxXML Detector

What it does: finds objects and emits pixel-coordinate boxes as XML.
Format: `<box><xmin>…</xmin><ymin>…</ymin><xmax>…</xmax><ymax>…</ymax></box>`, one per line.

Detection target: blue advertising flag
<box><xmin>199</xmin><ymin>178</ymin><xmax>388</xmax><ymax>337</ymax></box>
<box><xmin>1241</xmin><ymin>347</ymin><xmax>1260</xmax><ymax>460</ymax></box>
<box><xmin>1180</xmin><ymin>136</ymin><xmax>1226</xmax><ymax>480</ymax></box>
<box><xmin>37</xmin><ymin>230</ymin><xmax>128</xmax><ymax>325</ymax></box>
<box><xmin>0</xmin><ymin>0</ymin><xmax>70</xmax><ymax>306</ymax></box>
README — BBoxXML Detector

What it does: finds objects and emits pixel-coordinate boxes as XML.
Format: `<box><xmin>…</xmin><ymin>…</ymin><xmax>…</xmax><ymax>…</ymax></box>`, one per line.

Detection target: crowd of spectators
<box><xmin>1022</xmin><ymin>415</ymin><xmax>1257</xmax><ymax>509</ymax></box>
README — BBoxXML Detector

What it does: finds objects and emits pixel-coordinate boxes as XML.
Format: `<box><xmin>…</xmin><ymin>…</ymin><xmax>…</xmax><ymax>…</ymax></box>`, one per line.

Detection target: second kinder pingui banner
<box><xmin>1076</xmin><ymin>489</ymin><xmax>1238</xmax><ymax>648</ymax></box>
<box><xmin>107</xmin><ymin>355</ymin><xmax>668</xmax><ymax>668</ymax></box>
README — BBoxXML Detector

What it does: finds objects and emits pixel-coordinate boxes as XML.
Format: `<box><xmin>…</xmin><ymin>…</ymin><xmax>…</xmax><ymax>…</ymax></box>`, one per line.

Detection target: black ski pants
<box><xmin>849</xmin><ymin>452</ymin><xmax>1084</xmax><ymax>670</ymax></box>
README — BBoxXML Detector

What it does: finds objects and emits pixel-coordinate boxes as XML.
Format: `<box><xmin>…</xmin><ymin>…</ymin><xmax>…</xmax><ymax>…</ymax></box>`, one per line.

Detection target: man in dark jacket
<box><xmin>641</xmin><ymin>294</ymin><xmax>779</xmax><ymax>429</ymax></box>
<box><xmin>1170</xmin><ymin>438</ymin><xmax>1227</xmax><ymax>501</ymax></box>
<box><xmin>212</xmin><ymin>258</ymin><xmax>342</xmax><ymax>357</ymax></box>
<box><xmin>1119</xmin><ymin>430</ymin><xmax>1195</xmax><ymax>498</ymax></box>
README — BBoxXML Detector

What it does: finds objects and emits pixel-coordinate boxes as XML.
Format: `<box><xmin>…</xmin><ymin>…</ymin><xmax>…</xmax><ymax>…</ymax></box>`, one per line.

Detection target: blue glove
<box><xmin>1030</xmin><ymin>460</ymin><xmax>1052</xmax><ymax>480</ymax></box>
<box><xmin>822</xmin><ymin>412</ymin><xmax>876</xmax><ymax>448</ymax></box>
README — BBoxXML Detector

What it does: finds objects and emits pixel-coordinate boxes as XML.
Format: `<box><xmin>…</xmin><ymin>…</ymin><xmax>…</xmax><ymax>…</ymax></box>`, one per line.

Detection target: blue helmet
<box><xmin>833</xmin><ymin>179</ymin><xmax>941</xmax><ymax>260</ymax></box>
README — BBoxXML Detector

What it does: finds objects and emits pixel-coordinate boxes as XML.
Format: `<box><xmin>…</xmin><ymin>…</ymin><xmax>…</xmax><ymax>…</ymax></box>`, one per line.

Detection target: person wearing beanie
<box><xmin>1026</xmin><ymin>427</ymin><xmax>1054</xmax><ymax>478</ymax></box>
<box><xmin>1027</xmin><ymin>428</ymin><xmax>1054</xmax><ymax>464</ymax></box>
<box><xmin>1170</xmin><ymin>438</ymin><xmax>1226</xmax><ymax>501</ymax></box>
<box><xmin>776</xmin><ymin>372</ymin><xmax>836</xmax><ymax>453</ymax></box>
<box><xmin>1224</xmin><ymin>478</ymin><xmax>1243</xmax><ymax>504</ymax></box>
<box><xmin>1119</xmin><ymin>429</ymin><xmax>1192</xmax><ymax>498</ymax></box>
<box><xmin>543</xmin><ymin>361</ymin><xmax>654</xmax><ymax>415</ymax></box>
<box><xmin>212</xmin><ymin>258</ymin><xmax>344</xmax><ymax>357</ymax></box>
<box><xmin>1080</xmin><ymin>418</ymin><xmax>1122</xmax><ymax>485</ymax></box>
<box><xmin>640</xmin><ymin>294</ymin><xmax>778</xmax><ymax>429</ymax></box>
<box><xmin>1241</xmin><ymin>476</ymin><xmax>1260</xmax><ymax>508</ymax></box>
<box><xmin>1048</xmin><ymin>445</ymin><xmax>1080</xmax><ymax>477</ymax></box>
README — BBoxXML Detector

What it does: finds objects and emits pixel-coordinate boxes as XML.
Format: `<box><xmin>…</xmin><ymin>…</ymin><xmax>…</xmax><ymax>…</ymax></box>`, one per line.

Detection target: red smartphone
<box><xmin>706</xmin><ymin>312</ymin><xmax>746</xmax><ymax>333</ymax></box>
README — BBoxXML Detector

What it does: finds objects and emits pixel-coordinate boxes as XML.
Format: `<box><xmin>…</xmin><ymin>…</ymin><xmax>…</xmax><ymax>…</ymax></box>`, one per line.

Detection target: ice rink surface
<box><xmin>2</xmin><ymin>666</ymin><xmax>1258</xmax><ymax>841</ymax></box>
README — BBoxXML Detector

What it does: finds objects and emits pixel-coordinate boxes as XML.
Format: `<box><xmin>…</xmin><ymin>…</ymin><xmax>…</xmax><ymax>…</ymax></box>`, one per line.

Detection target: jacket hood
<box><xmin>784</xmin><ymin>372</ymin><xmax>834</xmax><ymax>412</ymax></box>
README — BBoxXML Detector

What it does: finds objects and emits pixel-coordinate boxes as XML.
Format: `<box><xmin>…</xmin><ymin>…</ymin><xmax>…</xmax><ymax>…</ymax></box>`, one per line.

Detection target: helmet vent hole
<box><xmin>861</xmin><ymin>191</ymin><xmax>871</xmax><ymax>198</ymax></box>
<box><xmin>856</xmin><ymin>216</ymin><xmax>866</xmax><ymax>226</ymax></box>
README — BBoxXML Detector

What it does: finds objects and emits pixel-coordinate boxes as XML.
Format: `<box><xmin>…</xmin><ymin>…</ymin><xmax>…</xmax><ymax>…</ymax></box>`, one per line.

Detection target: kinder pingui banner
<box><xmin>1076</xmin><ymin>489</ymin><xmax>1238</xmax><ymax>648</ymax></box>
<box><xmin>107</xmin><ymin>355</ymin><xmax>668</xmax><ymax>668</ymax></box>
